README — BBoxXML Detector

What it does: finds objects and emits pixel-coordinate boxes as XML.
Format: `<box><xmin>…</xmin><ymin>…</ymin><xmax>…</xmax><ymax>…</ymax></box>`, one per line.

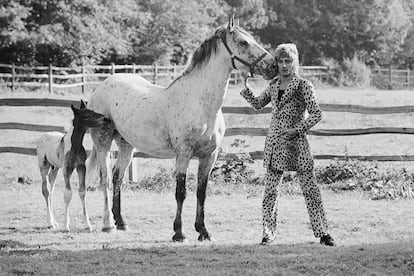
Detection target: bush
<box><xmin>322</xmin><ymin>55</ymin><xmax>372</xmax><ymax>88</ymax></box>
<box><xmin>125</xmin><ymin>167</ymin><xmax>196</xmax><ymax>193</ymax></box>
<box><xmin>121</xmin><ymin>153</ymin><xmax>414</xmax><ymax>200</ymax></box>
<box><xmin>315</xmin><ymin>159</ymin><xmax>414</xmax><ymax>199</ymax></box>
<box><xmin>371</xmin><ymin>73</ymin><xmax>392</xmax><ymax>90</ymax></box>
<box><xmin>210</xmin><ymin>154</ymin><xmax>255</xmax><ymax>185</ymax></box>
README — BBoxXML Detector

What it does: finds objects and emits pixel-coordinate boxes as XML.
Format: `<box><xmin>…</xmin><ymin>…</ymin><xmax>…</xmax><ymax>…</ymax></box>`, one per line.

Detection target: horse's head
<box><xmin>216</xmin><ymin>17</ymin><xmax>277</xmax><ymax>80</ymax></box>
<box><xmin>71</xmin><ymin>101</ymin><xmax>108</xmax><ymax>130</ymax></box>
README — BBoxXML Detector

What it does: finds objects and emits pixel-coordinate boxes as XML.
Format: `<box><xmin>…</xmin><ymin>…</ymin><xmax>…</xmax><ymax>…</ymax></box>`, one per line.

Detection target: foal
<box><xmin>36</xmin><ymin>100</ymin><xmax>107</xmax><ymax>231</ymax></box>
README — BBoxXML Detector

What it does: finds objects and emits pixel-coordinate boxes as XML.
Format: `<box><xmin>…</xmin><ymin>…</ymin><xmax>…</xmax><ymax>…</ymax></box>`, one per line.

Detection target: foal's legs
<box><xmin>39</xmin><ymin>159</ymin><xmax>59</xmax><ymax>229</ymax></box>
<box><xmin>63</xmin><ymin>163</ymin><xmax>75</xmax><ymax>231</ymax></box>
<box><xmin>172</xmin><ymin>152</ymin><xmax>192</xmax><ymax>242</ymax></box>
<box><xmin>77</xmin><ymin>164</ymin><xmax>92</xmax><ymax>231</ymax></box>
<box><xmin>195</xmin><ymin>151</ymin><xmax>218</xmax><ymax>241</ymax></box>
<box><xmin>112</xmin><ymin>134</ymin><xmax>134</xmax><ymax>230</ymax></box>
<box><xmin>47</xmin><ymin>166</ymin><xmax>59</xmax><ymax>229</ymax></box>
<box><xmin>90</xmin><ymin>126</ymin><xmax>115</xmax><ymax>232</ymax></box>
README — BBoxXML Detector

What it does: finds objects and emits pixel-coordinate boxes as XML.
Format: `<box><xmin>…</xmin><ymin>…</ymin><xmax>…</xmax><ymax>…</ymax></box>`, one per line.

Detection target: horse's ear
<box><xmin>236</xmin><ymin>18</ymin><xmax>240</xmax><ymax>28</ymax></box>
<box><xmin>70</xmin><ymin>104</ymin><xmax>79</xmax><ymax>114</ymax></box>
<box><xmin>227</xmin><ymin>15</ymin><xmax>235</xmax><ymax>31</ymax></box>
<box><xmin>80</xmin><ymin>100</ymin><xmax>87</xmax><ymax>109</ymax></box>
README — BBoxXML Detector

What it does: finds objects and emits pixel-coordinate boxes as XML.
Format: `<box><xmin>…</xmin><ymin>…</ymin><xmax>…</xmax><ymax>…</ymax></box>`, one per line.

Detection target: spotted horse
<box><xmin>86</xmin><ymin>17</ymin><xmax>278</xmax><ymax>241</ymax></box>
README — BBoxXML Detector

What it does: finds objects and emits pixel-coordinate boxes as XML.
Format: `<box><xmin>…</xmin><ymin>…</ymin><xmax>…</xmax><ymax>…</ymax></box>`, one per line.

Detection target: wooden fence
<box><xmin>371</xmin><ymin>67</ymin><xmax>414</xmax><ymax>89</ymax></box>
<box><xmin>1</xmin><ymin>98</ymin><xmax>414</xmax><ymax>160</ymax></box>
<box><xmin>1</xmin><ymin>63</ymin><xmax>413</xmax><ymax>93</ymax></box>
<box><xmin>0</xmin><ymin>63</ymin><xmax>329</xmax><ymax>93</ymax></box>
<box><xmin>1</xmin><ymin>97</ymin><xmax>414</xmax><ymax>181</ymax></box>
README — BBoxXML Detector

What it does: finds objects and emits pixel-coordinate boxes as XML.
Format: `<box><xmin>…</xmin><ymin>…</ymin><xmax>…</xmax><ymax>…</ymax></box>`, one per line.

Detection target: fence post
<box><xmin>127</xmin><ymin>156</ymin><xmax>138</xmax><ymax>183</ymax></box>
<box><xmin>111</xmin><ymin>63</ymin><xmax>115</xmax><ymax>75</ymax></box>
<box><xmin>153</xmin><ymin>63</ymin><xmax>158</xmax><ymax>84</ymax></box>
<box><xmin>132</xmin><ymin>63</ymin><xmax>136</xmax><ymax>74</ymax></box>
<box><xmin>407</xmin><ymin>66</ymin><xmax>410</xmax><ymax>88</ymax></box>
<box><xmin>11</xmin><ymin>63</ymin><xmax>15</xmax><ymax>92</ymax></box>
<box><xmin>81</xmin><ymin>59</ymin><xmax>86</xmax><ymax>94</ymax></box>
<box><xmin>388</xmin><ymin>66</ymin><xmax>393</xmax><ymax>89</ymax></box>
<box><xmin>172</xmin><ymin>65</ymin><xmax>177</xmax><ymax>79</ymax></box>
<box><xmin>48</xmin><ymin>63</ymin><xmax>53</xmax><ymax>94</ymax></box>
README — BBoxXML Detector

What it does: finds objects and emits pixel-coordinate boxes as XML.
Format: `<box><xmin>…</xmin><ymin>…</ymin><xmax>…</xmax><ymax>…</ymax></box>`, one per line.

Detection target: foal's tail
<box><xmin>85</xmin><ymin>146</ymin><xmax>100</xmax><ymax>188</ymax></box>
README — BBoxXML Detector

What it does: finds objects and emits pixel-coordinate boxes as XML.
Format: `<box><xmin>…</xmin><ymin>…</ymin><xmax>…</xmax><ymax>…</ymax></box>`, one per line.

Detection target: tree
<box><xmin>259</xmin><ymin>0</ymin><xmax>412</xmax><ymax>66</ymax></box>
<box><xmin>120</xmin><ymin>0</ymin><xmax>227</xmax><ymax>65</ymax></box>
<box><xmin>0</xmin><ymin>0</ymin><xmax>134</xmax><ymax>65</ymax></box>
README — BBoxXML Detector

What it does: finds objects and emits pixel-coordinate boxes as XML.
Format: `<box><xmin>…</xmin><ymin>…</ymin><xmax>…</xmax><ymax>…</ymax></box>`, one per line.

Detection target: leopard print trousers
<box><xmin>262</xmin><ymin>167</ymin><xmax>329</xmax><ymax>240</ymax></box>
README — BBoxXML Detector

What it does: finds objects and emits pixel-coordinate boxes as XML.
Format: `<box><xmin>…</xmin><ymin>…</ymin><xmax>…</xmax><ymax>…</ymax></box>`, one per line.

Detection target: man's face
<box><xmin>277</xmin><ymin>57</ymin><xmax>293</xmax><ymax>77</ymax></box>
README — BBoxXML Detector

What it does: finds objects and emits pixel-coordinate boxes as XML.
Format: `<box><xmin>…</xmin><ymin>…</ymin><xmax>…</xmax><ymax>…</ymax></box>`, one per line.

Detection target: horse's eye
<box><xmin>239</xmin><ymin>41</ymin><xmax>249</xmax><ymax>47</ymax></box>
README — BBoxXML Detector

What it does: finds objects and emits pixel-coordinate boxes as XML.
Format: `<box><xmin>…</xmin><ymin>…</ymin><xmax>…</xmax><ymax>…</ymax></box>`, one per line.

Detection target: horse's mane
<box><xmin>184</xmin><ymin>29</ymin><xmax>224</xmax><ymax>74</ymax></box>
<box><xmin>167</xmin><ymin>26</ymin><xmax>256</xmax><ymax>88</ymax></box>
<box><xmin>168</xmin><ymin>26</ymin><xmax>226</xmax><ymax>87</ymax></box>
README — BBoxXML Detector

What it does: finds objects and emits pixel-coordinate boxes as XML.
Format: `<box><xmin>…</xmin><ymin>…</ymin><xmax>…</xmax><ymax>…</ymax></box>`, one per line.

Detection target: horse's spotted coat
<box><xmin>241</xmin><ymin>74</ymin><xmax>329</xmax><ymax>241</ymax></box>
<box><xmin>87</xmin><ymin>23</ymin><xmax>277</xmax><ymax>238</ymax></box>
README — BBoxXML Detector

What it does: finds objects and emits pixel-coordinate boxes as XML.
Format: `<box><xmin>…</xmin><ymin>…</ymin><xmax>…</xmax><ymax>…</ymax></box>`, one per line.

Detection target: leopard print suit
<box><xmin>241</xmin><ymin>74</ymin><xmax>329</xmax><ymax>241</ymax></box>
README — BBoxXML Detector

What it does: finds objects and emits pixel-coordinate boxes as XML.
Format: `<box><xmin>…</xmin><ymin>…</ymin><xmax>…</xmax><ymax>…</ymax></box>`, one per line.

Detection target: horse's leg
<box><xmin>76</xmin><ymin>164</ymin><xmax>92</xmax><ymax>231</ymax></box>
<box><xmin>112</xmin><ymin>134</ymin><xmax>134</xmax><ymax>230</ymax></box>
<box><xmin>63</xmin><ymin>163</ymin><xmax>74</xmax><ymax>231</ymax></box>
<box><xmin>195</xmin><ymin>151</ymin><xmax>218</xmax><ymax>241</ymax></box>
<box><xmin>90</xmin><ymin>126</ymin><xmax>115</xmax><ymax>232</ymax></box>
<box><xmin>172</xmin><ymin>153</ymin><xmax>192</xmax><ymax>242</ymax></box>
<box><xmin>47</xmin><ymin>166</ymin><xmax>60</xmax><ymax>229</ymax></box>
<box><xmin>39</xmin><ymin>157</ymin><xmax>55</xmax><ymax>229</ymax></box>
<box><xmin>97</xmin><ymin>148</ymin><xmax>115</xmax><ymax>232</ymax></box>
<box><xmin>111</xmin><ymin>135</ymin><xmax>133</xmax><ymax>229</ymax></box>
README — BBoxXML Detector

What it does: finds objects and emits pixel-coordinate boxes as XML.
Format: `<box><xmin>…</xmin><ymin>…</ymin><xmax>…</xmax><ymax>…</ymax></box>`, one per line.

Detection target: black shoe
<box><xmin>320</xmin><ymin>234</ymin><xmax>336</xmax><ymax>246</ymax></box>
<box><xmin>260</xmin><ymin>237</ymin><xmax>273</xmax><ymax>245</ymax></box>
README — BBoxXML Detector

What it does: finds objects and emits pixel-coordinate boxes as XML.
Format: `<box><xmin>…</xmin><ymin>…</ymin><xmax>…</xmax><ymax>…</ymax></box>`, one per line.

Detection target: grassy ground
<box><xmin>1</xmin><ymin>185</ymin><xmax>414</xmax><ymax>275</ymax></box>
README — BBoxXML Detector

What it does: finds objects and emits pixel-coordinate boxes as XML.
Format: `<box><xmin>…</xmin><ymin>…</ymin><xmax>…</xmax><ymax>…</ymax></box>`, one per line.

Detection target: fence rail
<box><xmin>1</xmin><ymin>146</ymin><xmax>414</xmax><ymax>162</ymax></box>
<box><xmin>2</xmin><ymin>98</ymin><xmax>414</xmax><ymax>114</ymax></box>
<box><xmin>2</xmin><ymin>122</ymin><xmax>414</xmax><ymax>136</ymax></box>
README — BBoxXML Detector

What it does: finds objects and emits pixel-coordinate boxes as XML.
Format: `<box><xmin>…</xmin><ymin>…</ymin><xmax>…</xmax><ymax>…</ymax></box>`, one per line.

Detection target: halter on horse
<box><xmin>86</xmin><ymin>18</ymin><xmax>277</xmax><ymax>241</ymax></box>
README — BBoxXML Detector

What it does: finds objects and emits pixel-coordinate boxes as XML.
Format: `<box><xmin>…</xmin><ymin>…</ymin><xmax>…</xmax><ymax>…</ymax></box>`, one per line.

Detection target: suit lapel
<box><xmin>277</xmin><ymin>74</ymin><xmax>300</xmax><ymax>109</ymax></box>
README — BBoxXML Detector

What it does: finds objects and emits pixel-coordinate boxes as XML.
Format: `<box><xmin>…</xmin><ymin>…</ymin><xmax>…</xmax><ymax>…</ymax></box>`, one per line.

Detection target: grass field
<box><xmin>1</xmin><ymin>186</ymin><xmax>414</xmax><ymax>275</ymax></box>
<box><xmin>1</xmin><ymin>83</ymin><xmax>414</xmax><ymax>275</ymax></box>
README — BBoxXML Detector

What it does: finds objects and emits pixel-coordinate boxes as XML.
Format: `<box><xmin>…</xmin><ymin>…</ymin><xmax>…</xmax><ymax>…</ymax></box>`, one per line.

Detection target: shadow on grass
<box><xmin>1</xmin><ymin>239</ymin><xmax>414</xmax><ymax>275</ymax></box>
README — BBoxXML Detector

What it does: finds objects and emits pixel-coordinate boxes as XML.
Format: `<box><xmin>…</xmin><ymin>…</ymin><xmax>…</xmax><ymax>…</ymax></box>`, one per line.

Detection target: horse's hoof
<box><xmin>102</xmin><ymin>226</ymin><xmax>116</xmax><ymax>233</ymax></box>
<box><xmin>116</xmin><ymin>224</ymin><xmax>129</xmax><ymax>231</ymax></box>
<box><xmin>47</xmin><ymin>224</ymin><xmax>59</xmax><ymax>230</ymax></box>
<box><xmin>172</xmin><ymin>233</ymin><xmax>187</xmax><ymax>242</ymax></box>
<box><xmin>198</xmin><ymin>232</ymin><xmax>212</xmax><ymax>241</ymax></box>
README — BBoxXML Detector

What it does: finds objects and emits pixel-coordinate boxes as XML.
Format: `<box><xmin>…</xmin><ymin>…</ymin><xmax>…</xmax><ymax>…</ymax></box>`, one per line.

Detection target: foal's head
<box><xmin>70</xmin><ymin>100</ymin><xmax>107</xmax><ymax>131</ymax></box>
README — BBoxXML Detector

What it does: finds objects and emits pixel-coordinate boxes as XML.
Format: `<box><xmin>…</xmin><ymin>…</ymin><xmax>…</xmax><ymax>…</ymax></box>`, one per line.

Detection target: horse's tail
<box><xmin>86</xmin><ymin>145</ymin><xmax>100</xmax><ymax>188</ymax></box>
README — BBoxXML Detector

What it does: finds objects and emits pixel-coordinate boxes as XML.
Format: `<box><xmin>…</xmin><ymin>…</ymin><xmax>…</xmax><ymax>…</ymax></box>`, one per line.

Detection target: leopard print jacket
<box><xmin>240</xmin><ymin>74</ymin><xmax>322</xmax><ymax>171</ymax></box>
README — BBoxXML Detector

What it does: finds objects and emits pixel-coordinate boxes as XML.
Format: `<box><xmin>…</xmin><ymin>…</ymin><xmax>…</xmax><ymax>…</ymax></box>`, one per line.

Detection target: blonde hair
<box><xmin>274</xmin><ymin>43</ymin><xmax>300</xmax><ymax>75</ymax></box>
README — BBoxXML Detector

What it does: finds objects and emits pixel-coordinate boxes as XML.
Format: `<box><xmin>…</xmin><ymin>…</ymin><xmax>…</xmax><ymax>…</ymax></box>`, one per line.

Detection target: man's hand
<box><xmin>280</xmin><ymin>128</ymin><xmax>298</xmax><ymax>140</ymax></box>
<box><xmin>244</xmin><ymin>76</ymin><xmax>251</xmax><ymax>90</ymax></box>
